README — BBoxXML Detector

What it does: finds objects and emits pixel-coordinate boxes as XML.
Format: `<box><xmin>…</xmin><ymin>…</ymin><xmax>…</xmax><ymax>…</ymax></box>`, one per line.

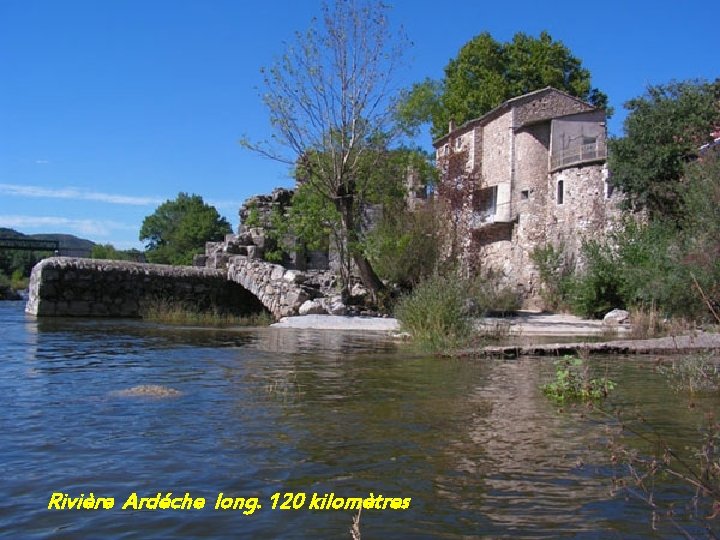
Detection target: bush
<box><xmin>530</xmin><ymin>244</ymin><xmax>573</xmax><ymax>310</ymax></box>
<box><xmin>465</xmin><ymin>274</ymin><xmax>521</xmax><ymax>315</ymax></box>
<box><xmin>364</xmin><ymin>202</ymin><xmax>442</xmax><ymax>288</ymax></box>
<box><xmin>394</xmin><ymin>273</ymin><xmax>471</xmax><ymax>350</ymax></box>
<box><xmin>568</xmin><ymin>240</ymin><xmax>624</xmax><ymax>318</ymax></box>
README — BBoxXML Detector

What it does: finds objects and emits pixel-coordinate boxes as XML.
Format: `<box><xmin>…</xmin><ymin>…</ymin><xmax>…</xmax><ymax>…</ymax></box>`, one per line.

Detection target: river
<box><xmin>1</xmin><ymin>301</ymin><xmax>717</xmax><ymax>538</ymax></box>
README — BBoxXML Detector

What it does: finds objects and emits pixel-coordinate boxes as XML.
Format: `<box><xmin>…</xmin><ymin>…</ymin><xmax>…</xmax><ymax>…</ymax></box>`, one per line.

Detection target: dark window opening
<box><xmin>473</xmin><ymin>186</ymin><xmax>498</xmax><ymax>222</ymax></box>
<box><xmin>521</xmin><ymin>190</ymin><xmax>530</xmax><ymax>200</ymax></box>
<box><xmin>557</xmin><ymin>180</ymin><xmax>564</xmax><ymax>205</ymax></box>
<box><xmin>605</xmin><ymin>179</ymin><xmax>614</xmax><ymax>199</ymax></box>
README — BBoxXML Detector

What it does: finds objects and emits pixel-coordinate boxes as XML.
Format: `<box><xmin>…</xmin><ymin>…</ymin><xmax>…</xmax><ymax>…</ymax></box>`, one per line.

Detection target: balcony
<box><xmin>550</xmin><ymin>142</ymin><xmax>607</xmax><ymax>171</ymax></box>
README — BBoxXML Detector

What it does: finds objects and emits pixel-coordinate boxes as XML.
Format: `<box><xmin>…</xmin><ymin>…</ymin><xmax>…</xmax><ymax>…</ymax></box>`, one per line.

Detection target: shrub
<box><xmin>394</xmin><ymin>273</ymin><xmax>471</xmax><ymax>350</ymax></box>
<box><xmin>542</xmin><ymin>356</ymin><xmax>616</xmax><ymax>402</ymax></box>
<box><xmin>530</xmin><ymin>244</ymin><xmax>573</xmax><ymax>310</ymax></box>
<box><xmin>465</xmin><ymin>274</ymin><xmax>521</xmax><ymax>315</ymax></box>
<box><xmin>364</xmin><ymin>202</ymin><xmax>442</xmax><ymax>288</ymax></box>
<box><xmin>568</xmin><ymin>240</ymin><xmax>624</xmax><ymax>318</ymax></box>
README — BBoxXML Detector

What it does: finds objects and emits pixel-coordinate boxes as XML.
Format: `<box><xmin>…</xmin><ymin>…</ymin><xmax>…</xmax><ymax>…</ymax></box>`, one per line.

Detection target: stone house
<box><xmin>433</xmin><ymin>87</ymin><xmax>622</xmax><ymax>309</ymax></box>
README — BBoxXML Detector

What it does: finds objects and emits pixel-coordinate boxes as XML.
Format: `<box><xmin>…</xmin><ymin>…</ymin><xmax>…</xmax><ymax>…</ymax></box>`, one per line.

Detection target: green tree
<box><xmin>91</xmin><ymin>243</ymin><xmax>144</xmax><ymax>262</ymax></box>
<box><xmin>608</xmin><ymin>79</ymin><xmax>720</xmax><ymax>218</ymax></box>
<box><xmin>242</xmin><ymin>0</ymin><xmax>410</xmax><ymax>298</ymax></box>
<box><xmin>608</xmin><ymin>79</ymin><xmax>720</xmax><ymax>217</ymax></box>
<box><xmin>139</xmin><ymin>193</ymin><xmax>231</xmax><ymax>265</ymax></box>
<box><xmin>397</xmin><ymin>31</ymin><xmax>608</xmax><ymax>139</ymax></box>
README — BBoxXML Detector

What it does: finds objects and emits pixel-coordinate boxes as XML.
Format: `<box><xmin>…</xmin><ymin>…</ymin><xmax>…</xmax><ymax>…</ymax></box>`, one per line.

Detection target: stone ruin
<box><xmin>195</xmin><ymin>187</ymin><xmax>389</xmax><ymax>317</ymax></box>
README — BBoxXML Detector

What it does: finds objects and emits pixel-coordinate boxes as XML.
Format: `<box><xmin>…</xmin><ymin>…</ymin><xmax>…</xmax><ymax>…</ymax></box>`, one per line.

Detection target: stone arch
<box><xmin>226</xmin><ymin>256</ymin><xmax>310</xmax><ymax>319</ymax></box>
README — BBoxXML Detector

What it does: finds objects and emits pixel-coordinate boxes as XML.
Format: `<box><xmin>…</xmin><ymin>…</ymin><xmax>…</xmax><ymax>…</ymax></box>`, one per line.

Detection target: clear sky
<box><xmin>0</xmin><ymin>0</ymin><xmax>716</xmax><ymax>249</ymax></box>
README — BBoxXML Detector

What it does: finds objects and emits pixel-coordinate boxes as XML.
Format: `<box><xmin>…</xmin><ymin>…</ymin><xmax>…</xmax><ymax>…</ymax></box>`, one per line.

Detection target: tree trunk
<box><xmin>336</xmin><ymin>194</ymin><xmax>386</xmax><ymax>300</ymax></box>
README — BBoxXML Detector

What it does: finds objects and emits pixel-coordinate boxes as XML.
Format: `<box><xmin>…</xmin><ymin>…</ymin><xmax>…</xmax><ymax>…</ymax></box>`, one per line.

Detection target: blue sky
<box><xmin>0</xmin><ymin>0</ymin><xmax>716</xmax><ymax>250</ymax></box>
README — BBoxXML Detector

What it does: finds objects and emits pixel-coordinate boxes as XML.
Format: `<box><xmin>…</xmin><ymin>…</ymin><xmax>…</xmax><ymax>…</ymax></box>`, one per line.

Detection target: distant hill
<box><xmin>0</xmin><ymin>228</ymin><xmax>95</xmax><ymax>257</ymax></box>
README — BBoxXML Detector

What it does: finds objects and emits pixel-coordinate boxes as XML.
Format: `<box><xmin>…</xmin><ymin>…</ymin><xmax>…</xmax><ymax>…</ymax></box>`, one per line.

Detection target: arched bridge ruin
<box><xmin>25</xmin><ymin>256</ymin><xmax>316</xmax><ymax>320</ymax></box>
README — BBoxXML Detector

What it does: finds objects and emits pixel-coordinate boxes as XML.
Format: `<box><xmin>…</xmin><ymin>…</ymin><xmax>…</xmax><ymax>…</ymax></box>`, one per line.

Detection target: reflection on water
<box><xmin>1</xmin><ymin>301</ymin><xmax>717</xmax><ymax>538</ymax></box>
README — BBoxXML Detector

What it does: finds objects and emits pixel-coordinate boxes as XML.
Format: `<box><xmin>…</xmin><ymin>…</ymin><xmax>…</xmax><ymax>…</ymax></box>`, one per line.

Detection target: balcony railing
<box><xmin>550</xmin><ymin>142</ymin><xmax>607</xmax><ymax>171</ymax></box>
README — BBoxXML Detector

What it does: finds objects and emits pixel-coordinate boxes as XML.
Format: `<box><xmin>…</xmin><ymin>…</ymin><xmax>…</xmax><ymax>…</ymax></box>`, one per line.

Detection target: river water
<box><xmin>1</xmin><ymin>300</ymin><xmax>718</xmax><ymax>538</ymax></box>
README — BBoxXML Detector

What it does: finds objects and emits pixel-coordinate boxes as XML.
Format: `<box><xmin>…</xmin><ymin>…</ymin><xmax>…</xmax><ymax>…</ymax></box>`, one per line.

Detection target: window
<box><xmin>455</xmin><ymin>137</ymin><xmax>463</xmax><ymax>150</ymax></box>
<box><xmin>557</xmin><ymin>180</ymin><xmax>564</xmax><ymax>205</ymax></box>
<box><xmin>521</xmin><ymin>190</ymin><xmax>530</xmax><ymax>200</ymax></box>
<box><xmin>605</xmin><ymin>178</ymin><xmax>614</xmax><ymax>199</ymax></box>
<box><xmin>474</xmin><ymin>186</ymin><xmax>498</xmax><ymax>221</ymax></box>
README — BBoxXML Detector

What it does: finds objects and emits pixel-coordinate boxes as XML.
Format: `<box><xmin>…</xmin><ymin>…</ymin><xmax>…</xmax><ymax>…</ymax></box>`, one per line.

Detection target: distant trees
<box><xmin>396</xmin><ymin>31</ymin><xmax>608</xmax><ymax>139</ymax></box>
<box><xmin>90</xmin><ymin>244</ymin><xmax>144</xmax><ymax>262</ymax></box>
<box><xmin>139</xmin><ymin>193</ymin><xmax>231</xmax><ymax>265</ymax></box>
<box><xmin>608</xmin><ymin>79</ymin><xmax>720</xmax><ymax>218</ymax></box>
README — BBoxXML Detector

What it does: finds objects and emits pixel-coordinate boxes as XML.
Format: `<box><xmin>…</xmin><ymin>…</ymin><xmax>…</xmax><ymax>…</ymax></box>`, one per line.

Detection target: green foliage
<box><xmin>542</xmin><ymin>356</ymin><xmax>616</xmax><ymax>402</ymax></box>
<box><xmin>559</xmin><ymin>153</ymin><xmax>720</xmax><ymax>319</ymax></box>
<box><xmin>10</xmin><ymin>269</ymin><xmax>27</xmax><ymax>290</ymax></box>
<box><xmin>397</xmin><ymin>31</ymin><xmax>608</xmax><ymax>139</ymax></box>
<box><xmin>531</xmin><ymin>244</ymin><xmax>574</xmax><ymax>310</ymax></box>
<box><xmin>608</xmin><ymin>79</ymin><xmax>720</xmax><ymax>218</ymax></box>
<box><xmin>139</xmin><ymin>193</ymin><xmax>231</xmax><ymax>265</ymax></box>
<box><xmin>91</xmin><ymin>243</ymin><xmax>144</xmax><ymax>262</ymax></box>
<box><xmin>465</xmin><ymin>274</ymin><xmax>522</xmax><ymax>316</ymax></box>
<box><xmin>364</xmin><ymin>201</ymin><xmax>441</xmax><ymax>288</ymax></box>
<box><xmin>394</xmin><ymin>273</ymin><xmax>471</xmax><ymax>351</ymax></box>
<box><xmin>568</xmin><ymin>240</ymin><xmax>625</xmax><ymax>318</ymax></box>
<box><xmin>243</xmin><ymin>0</ymin><xmax>410</xmax><ymax>295</ymax></box>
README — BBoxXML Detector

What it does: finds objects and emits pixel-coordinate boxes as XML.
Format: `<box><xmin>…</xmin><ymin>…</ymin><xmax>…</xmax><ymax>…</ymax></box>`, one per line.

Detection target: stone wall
<box><xmin>513</xmin><ymin>91</ymin><xmax>593</xmax><ymax>128</ymax></box>
<box><xmin>480</xmin><ymin>110</ymin><xmax>512</xmax><ymax>185</ymax></box>
<box><xmin>226</xmin><ymin>256</ymin><xmax>327</xmax><ymax>318</ymax></box>
<box><xmin>25</xmin><ymin>258</ymin><xmax>267</xmax><ymax>317</ymax></box>
<box><xmin>546</xmin><ymin>164</ymin><xmax>623</xmax><ymax>267</ymax></box>
<box><xmin>435</xmin><ymin>89</ymin><xmax>622</xmax><ymax>310</ymax></box>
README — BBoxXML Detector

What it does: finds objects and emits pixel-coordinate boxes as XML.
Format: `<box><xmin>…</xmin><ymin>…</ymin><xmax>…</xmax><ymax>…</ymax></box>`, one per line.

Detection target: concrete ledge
<box><xmin>272</xmin><ymin>314</ymin><xmax>399</xmax><ymax>331</ymax></box>
<box><xmin>457</xmin><ymin>333</ymin><xmax>720</xmax><ymax>358</ymax></box>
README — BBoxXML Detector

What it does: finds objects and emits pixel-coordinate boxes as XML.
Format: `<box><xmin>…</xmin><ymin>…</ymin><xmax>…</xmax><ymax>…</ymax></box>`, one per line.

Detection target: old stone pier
<box><xmin>25</xmin><ymin>256</ymin><xmax>325</xmax><ymax>319</ymax></box>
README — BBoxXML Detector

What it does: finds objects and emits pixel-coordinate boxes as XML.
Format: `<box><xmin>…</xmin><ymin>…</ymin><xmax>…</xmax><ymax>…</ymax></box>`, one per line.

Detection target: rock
<box><xmin>111</xmin><ymin>385</ymin><xmax>182</xmax><ymax>398</ymax></box>
<box><xmin>299</xmin><ymin>299</ymin><xmax>326</xmax><ymax>315</ymax></box>
<box><xmin>325</xmin><ymin>295</ymin><xmax>347</xmax><ymax>316</ymax></box>
<box><xmin>350</xmin><ymin>282</ymin><xmax>368</xmax><ymax>297</ymax></box>
<box><xmin>246</xmin><ymin>245</ymin><xmax>262</xmax><ymax>259</ymax></box>
<box><xmin>603</xmin><ymin>308</ymin><xmax>630</xmax><ymax>324</ymax></box>
<box><xmin>283</xmin><ymin>270</ymin><xmax>307</xmax><ymax>284</ymax></box>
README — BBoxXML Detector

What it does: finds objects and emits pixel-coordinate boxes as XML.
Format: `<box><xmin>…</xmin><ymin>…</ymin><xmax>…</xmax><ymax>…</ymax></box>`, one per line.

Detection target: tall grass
<box><xmin>394</xmin><ymin>274</ymin><xmax>471</xmax><ymax>351</ymax></box>
<box><xmin>140</xmin><ymin>298</ymin><xmax>272</xmax><ymax>327</ymax></box>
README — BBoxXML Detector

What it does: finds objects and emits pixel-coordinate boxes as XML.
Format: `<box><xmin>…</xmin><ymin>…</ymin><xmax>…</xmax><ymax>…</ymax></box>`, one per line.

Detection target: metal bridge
<box><xmin>0</xmin><ymin>237</ymin><xmax>60</xmax><ymax>252</ymax></box>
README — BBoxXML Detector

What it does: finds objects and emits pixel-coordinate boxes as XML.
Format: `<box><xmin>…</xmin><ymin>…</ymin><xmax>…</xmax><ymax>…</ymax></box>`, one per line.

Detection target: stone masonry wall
<box><xmin>226</xmin><ymin>256</ymin><xmax>325</xmax><ymax>318</ymax></box>
<box><xmin>481</xmin><ymin>110</ymin><xmax>512</xmax><ymax>185</ymax></box>
<box><xmin>25</xmin><ymin>257</ymin><xmax>266</xmax><ymax>318</ymax></box>
<box><xmin>513</xmin><ymin>92</ymin><xmax>593</xmax><ymax>128</ymax></box>
<box><xmin>546</xmin><ymin>164</ymin><xmax>623</xmax><ymax>268</ymax></box>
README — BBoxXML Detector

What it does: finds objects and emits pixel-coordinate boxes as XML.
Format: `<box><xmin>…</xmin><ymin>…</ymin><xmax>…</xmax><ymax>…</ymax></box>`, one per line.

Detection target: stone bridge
<box><xmin>25</xmin><ymin>256</ymin><xmax>323</xmax><ymax>319</ymax></box>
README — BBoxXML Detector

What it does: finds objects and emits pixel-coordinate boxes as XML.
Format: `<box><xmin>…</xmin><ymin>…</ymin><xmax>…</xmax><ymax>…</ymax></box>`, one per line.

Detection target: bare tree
<box><xmin>242</xmin><ymin>0</ymin><xmax>407</xmax><ymax>297</ymax></box>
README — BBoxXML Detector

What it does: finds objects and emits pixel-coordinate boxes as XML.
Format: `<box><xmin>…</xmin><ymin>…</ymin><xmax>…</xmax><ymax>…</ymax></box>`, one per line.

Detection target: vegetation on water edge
<box><xmin>541</xmin><ymin>356</ymin><xmax>616</xmax><ymax>402</ymax></box>
<box><xmin>656</xmin><ymin>353</ymin><xmax>720</xmax><ymax>394</ymax></box>
<box><xmin>393</xmin><ymin>272</ymin><xmax>520</xmax><ymax>351</ymax></box>
<box><xmin>394</xmin><ymin>273</ymin><xmax>471</xmax><ymax>351</ymax></box>
<box><xmin>139</xmin><ymin>299</ymin><xmax>272</xmax><ymax>327</ymax></box>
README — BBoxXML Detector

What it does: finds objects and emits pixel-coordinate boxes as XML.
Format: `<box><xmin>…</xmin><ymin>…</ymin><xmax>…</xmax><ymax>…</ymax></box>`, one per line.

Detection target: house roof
<box><xmin>432</xmin><ymin>87</ymin><xmax>596</xmax><ymax>148</ymax></box>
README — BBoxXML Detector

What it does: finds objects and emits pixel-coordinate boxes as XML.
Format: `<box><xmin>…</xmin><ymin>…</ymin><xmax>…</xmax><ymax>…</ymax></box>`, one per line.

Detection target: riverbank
<box><xmin>271</xmin><ymin>311</ymin><xmax>624</xmax><ymax>336</ymax></box>
<box><xmin>273</xmin><ymin>312</ymin><xmax>720</xmax><ymax>357</ymax></box>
